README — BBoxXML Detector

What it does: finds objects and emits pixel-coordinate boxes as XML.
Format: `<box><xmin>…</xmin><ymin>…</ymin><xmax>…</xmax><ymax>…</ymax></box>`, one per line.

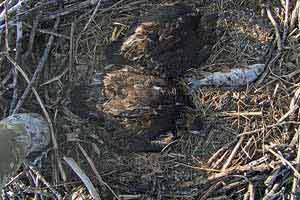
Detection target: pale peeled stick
<box><xmin>187</xmin><ymin>64</ymin><xmax>265</xmax><ymax>90</ymax></box>
<box><xmin>0</xmin><ymin>113</ymin><xmax>50</xmax><ymax>196</ymax></box>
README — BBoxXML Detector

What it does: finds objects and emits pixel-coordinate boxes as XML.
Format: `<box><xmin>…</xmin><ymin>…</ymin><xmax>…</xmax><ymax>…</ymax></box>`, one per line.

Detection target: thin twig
<box><xmin>290</xmin><ymin>126</ymin><xmax>300</xmax><ymax>200</ymax></box>
<box><xmin>207</xmin><ymin>139</ymin><xmax>237</xmax><ymax>166</ymax></box>
<box><xmin>222</xmin><ymin>136</ymin><xmax>244</xmax><ymax>170</ymax></box>
<box><xmin>264</xmin><ymin>166</ymin><xmax>290</xmax><ymax>188</ymax></box>
<box><xmin>83</xmin><ymin>0</ymin><xmax>103</xmax><ymax>32</ymax></box>
<box><xmin>282</xmin><ymin>0</ymin><xmax>290</xmax><ymax>45</ymax></box>
<box><xmin>24</xmin><ymin>12</ymin><xmax>41</xmax><ymax>58</ymax></box>
<box><xmin>0</xmin><ymin>0</ymin><xmax>30</xmax><ymax>23</ymax></box>
<box><xmin>1</xmin><ymin>68</ymin><xmax>12</xmax><ymax>86</ymax></box>
<box><xmin>199</xmin><ymin>181</ymin><xmax>224</xmax><ymax>200</ymax></box>
<box><xmin>211</xmin><ymin>151</ymin><xmax>229</xmax><ymax>169</ymax></box>
<box><xmin>217</xmin><ymin>111</ymin><xmax>262</xmax><ymax>117</ymax></box>
<box><xmin>9</xmin><ymin>3</ymin><xmax>22</xmax><ymax>114</ymax></box>
<box><xmin>63</xmin><ymin>156</ymin><xmax>101</xmax><ymax>200</ymax></box>
<box><xmin>77</xmin><ymin>143</ymin><xmax>120</xmax><ymax>200</ymax></box>
<box><xmin>266</xmin><ymin>6</ymin><xmax>282</xmax><ymax>50</ymax></box>
<box><xmin>40</xmin><ymin>68</ymin><xmax>69</xmax><ymax>87</ymax></box>
<box><xmin>289</xmin><ymin>86</ymin><xmax>300</xmax><ymax>120</ymax></box>
<box><xmin>266</xmin><ymin>145</ymin><xmax>300</xmax><ymax>179</ymax></box>
<box><xmin>4</xmin><ymin>171</ymin><xmax>25</xmax><ymax>188</ymax></box>
<box><xmin>209</xmin><ymin>163</ymin><xmax>271</xmax><ymax>180</ymax></box>
<box><xmin>244</xmin><ymin>181</ymin><xmax>255</xmax><ymax>200</ymax></box>
<box><xmin>23</xmin><ymin>22</ymin><xmax>70</xmax><ymax>39</ymax></box>
<box><xmin>9</xmin><ymin>65</ymin><xmax>18</xmax><ymax>115</ymax></box>
<box><xmin>238</xmin><ymin>121</ymin><xmax>300</xmax><ymax>137</ymax></box>
<box><xmin>12</xmin><ymin>17</ymin><xmax>60</xmax><ymax>114</ymax></box>
<box><xmin>68</xmin><ymin>22</ymin><xmax>75</xmax><ymax>80</ymax></box>
<box><xmin>4</xmin><ymin>0</ymin><xmax>9</xmax><ymax>51</ymax></box>
<box><xmin>290</xmin><ymin>0</ymin><xmax>300</xmax><ymax>30</ymax></box>
<box><xmin>28</xmin><ymin>166</ymin><xmax>62</xmax><ymax>200</ymax></box>
<box><xmin>256</xmin><ymin>47</ymin><xmax>280</xmax><ymax>86</ymax></box>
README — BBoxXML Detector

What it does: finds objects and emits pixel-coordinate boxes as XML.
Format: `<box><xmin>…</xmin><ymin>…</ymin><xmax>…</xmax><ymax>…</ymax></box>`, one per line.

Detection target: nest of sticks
<box><xmin>0</xmin><ymin>0</ymin><xmax>300</xmax><ymax>199</ymax></box>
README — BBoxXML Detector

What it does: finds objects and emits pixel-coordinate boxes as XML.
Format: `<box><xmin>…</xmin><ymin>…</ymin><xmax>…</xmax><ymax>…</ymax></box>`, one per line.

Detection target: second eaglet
<box><xmin>109</xmin><ymin>3</ymin><xmax>217</xmax><ymax>78</ymax></box>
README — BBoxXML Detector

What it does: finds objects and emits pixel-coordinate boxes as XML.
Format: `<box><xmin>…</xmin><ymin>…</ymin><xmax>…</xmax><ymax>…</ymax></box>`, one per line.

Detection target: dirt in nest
<box><xmin>54</xmin><ymin>113</ymin><xmax>234</xmax><ymax>199</ymax></box>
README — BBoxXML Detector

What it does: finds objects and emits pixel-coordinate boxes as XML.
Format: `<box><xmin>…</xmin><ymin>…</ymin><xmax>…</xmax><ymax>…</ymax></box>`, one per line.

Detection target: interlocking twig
<box><xmin>9</xmin><ymin>3</ymin><xmax>23</xmax><ymax>114</ymax></box>
<box><xmin>266</xmin><ymin>145</ymin><xmax>300</xmax><ymax>179</ymax></box>
<box><xmin>290</xmin><ymin>0</ymin><xmax>300</xmax><ymax>30</ymax></box>
<box><xmin>282</xmin><ymin>0</ymin><xmax>290</xmax><ymax>46</ymax></box>
<box><xmin>266</xmin><ymin>6</ymin><xmax>282</xmax><ymax>51</ymax></box>
<box><xmin>63</xmin><ymin>156</ymin><xmax>101</xmax><ymax>200</ymax></box>
<box><xmin>12</xmin><ymin>16</ymin><xmax>60</xmax><ymax>114</ymax></box>
<box><xmin>221</xmin><ymin>136</ymin><xmax>244</xmax><ymax>170</ymax></box>
<box><xmin>24</xmin><ymin>12</ymin><xmax>41</xmax><ymax>59</ymax></box>
<box><xmin>0</xmin><ymin>0</ymin><xmax>30</xmax><ymax>24</ymax></box>
<box><xmin>77</xmin><ymin>143</ymin><xmax>120</xmax><ymax>200</ymax></box>
<box><xmin>290</xmin><ymin>126</ymin><xmax>300</xmax><ymax>200</ymax></box>
<box><xmin>4</xmin><ymin>53</ymin><xmax>66</xmax><ymax>188</ymax></box>
<box><xmin>28</xmin><ymin>166</ymin><xmax>62</xmax><ymax>200</ymax></box>
<box><xmin>83</xmin><ymin>0</ymin><xmax>103</xmax><ymax>32</ymax></box>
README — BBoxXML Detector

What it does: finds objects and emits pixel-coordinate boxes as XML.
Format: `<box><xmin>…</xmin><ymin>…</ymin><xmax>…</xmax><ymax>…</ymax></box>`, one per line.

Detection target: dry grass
<box><xmin>1</xmin><ymin>0</ymin><xmax>300</xmax><ymax>199</ymax></box>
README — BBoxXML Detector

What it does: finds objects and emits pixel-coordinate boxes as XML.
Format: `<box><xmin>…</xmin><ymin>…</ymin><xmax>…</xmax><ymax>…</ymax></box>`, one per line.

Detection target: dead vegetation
<box><xmin>0</xmin><ymin>0</ymin><xmax>300</xmax><ymax>199</ymax></box>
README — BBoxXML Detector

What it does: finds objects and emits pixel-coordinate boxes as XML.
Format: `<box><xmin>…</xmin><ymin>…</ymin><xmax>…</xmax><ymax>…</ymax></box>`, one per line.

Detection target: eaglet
<box><xmin>69</xmin><ymin>66</ymin><xmax>184</xmax><ymax>149</ymax></box>
<box><xmin>105</xmin><ymin>3</ymin><xmax>218</xmax><ymax>78</ymax></box>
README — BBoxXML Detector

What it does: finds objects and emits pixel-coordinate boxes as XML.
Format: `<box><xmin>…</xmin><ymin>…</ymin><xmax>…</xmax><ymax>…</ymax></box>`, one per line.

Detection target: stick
<box><xmin>264</xmin><ymin>166</ymin><xmax>290</xmax><ymax>188</ymax></box>
<box><xmin>23</xmin><ymin>22</ymin><xmax>70</xmax><ymax>39</ymax></box>
<box><xmin>83</xmin><ymin>0</ymin><xmax>103</xmax><ymax>32</ymax></box>
<box><xmin>207</xmin><ymin>139</ymin><xmax>237</xmax><ymax>166</ymax></box>
<box><xmin>0</xmin><ymin>0</ymin><xmax>30</xmax><ymax>23</ymax></box>
<box><xmin>9</xmin><ymin>3</ymin><xmax>22</xmax><ymax>114</ymax></box>
<box><xmin>238</xmin><ymin>121</ymin><xmax>300</xmax><ymax>137</ymax></box>
<box><xmin>217</xmin><ymin>111</ymin><xmax>262</xmax><ymax>117</ymax></box>
<box><xmin>28</xmin><ymin>166</ymin><xmax>62</xmax><ymax>200</ymax></box>
<box><xmin>266</xmin><ymin>6</ymin><xmax>282</xmax><ymax>50</ymax></box>
<box><xmin>222</xmin><ymin>136</ymin><xmax>244</xmax><ymax>170</ymax></box>
<box><xmin>209</xmin><ymin>163</ymin><xmax>271</xmax><ymax>180</ymax></box>
<box><xmin>1</xmin><ymin>68</ymin><xmax>12</xmax><ymax>87</ymax></box>
<box><xmin>199</xmin><ymin>181</ymin><xmax>224</xmax><ymax>200</ymax></box>
<box><xmin>256</xmin><ymin>46</ymin><xmax>280</xmax><ymax>86</ymax></box>
<box><xmin>12</xmin><ymin>17</ymin><xmax>60</xmax><ymax>114</ymax></box>
<box><xmin>63</xmin><ymin>156</ymin><xmax>101</xmax><ymax>200</ymax></box>
<box><xmin>77</xmin><ymin>143</ymin><xmax>120</xmax><ymax>200</ymax></box>
<box><xmin>290</xmin><ymin>0</ymin><xmax>300</xmax><ymax>30</ymax></box>
<box><xmin>266</xmin><ymin>145</ymin><xmax>300</xmax><ymax>179</ymax></box>
<box><xmin>282</xmin><ymin>0</ymin><xmax>290</xmax><ymax>45</ymax></box>
<box><xmin>68</xmin><ymin>22</ymin><xmax>75</xmax><ymax>80</ymax></box>
<box><xmin>290</xmin><ymin>126</ymin><xmax>300</xmax><ymax>200</ymax></box>
<box><xmin>4</xmin><ymin>0</ymin><xmax>9</xmax><ymax>51</ymax></box>
<box><xmin>24</xmin><ymin>12</ymin><xmax>41</xmax><ymax>58</ymax></box>
<box><xmin>243</xmin><ymin>181</ymin><xmax>255</xmax><ymax>200</ymax></box>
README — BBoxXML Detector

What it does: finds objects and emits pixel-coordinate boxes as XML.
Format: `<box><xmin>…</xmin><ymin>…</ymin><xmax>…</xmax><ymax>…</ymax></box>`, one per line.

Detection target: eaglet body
<box><xmin>106</xmin><ymin>3</ymin><xmax>218</xmax><ymax>78</ymax></box>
